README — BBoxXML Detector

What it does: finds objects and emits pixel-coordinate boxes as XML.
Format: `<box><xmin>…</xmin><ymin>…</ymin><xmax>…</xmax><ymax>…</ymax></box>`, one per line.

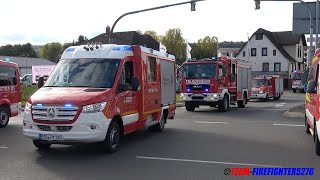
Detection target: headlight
<box><xmin>82</xmin><ymin>102</ymin><xmax>107</xmax><ymax>113</ymax></box>
<box><xmin>259</xmin><ymin>90</ymin><xmax>264</xmax><ymax>94</ymax></box>
<box><xmin>25</xmin><ymin>102</ymin><xmax>31</xmax><ymax>112</ymax></box>
<box><xmin>213</xmin><ymin>94</ymin><xmax>218</xmax><ymax>97</ymax></box>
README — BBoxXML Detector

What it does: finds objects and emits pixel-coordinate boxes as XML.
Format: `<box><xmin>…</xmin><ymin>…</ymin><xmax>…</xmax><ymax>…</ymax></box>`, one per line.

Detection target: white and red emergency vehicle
<box><xmin>180</xmin><ymin>57</ymin><xmax>251</xmax><ymax>112</ymax></box>
<box><xmin>250</xmin><ymin>75</ymin><xmax>283</xmax><ymax>101</ymax></box>
<box><xmin>0</xmin><ymin>60</ymin><xmax>21</xmax><ymax>128</ymax></box>
<box><xmin>304</xmin><ymin>49</ymin><xmax>320</xmax><ymax>156</ymax></box>
<box><xmin>290</xmin><ymin>71</ymin><xmax>305</xmax><ymax>93</ymax></box>
<box><xmin>23</xmin><ymin>44</ymin><xmax>176</xmax><ymax>153</ymax></box>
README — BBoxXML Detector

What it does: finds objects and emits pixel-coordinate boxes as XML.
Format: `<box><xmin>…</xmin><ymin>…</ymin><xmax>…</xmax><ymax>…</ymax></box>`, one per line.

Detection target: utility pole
<box><xmin>108</xmin><ymin>0</ymin><xmax>205</xmax><ymax>44</ymax></box>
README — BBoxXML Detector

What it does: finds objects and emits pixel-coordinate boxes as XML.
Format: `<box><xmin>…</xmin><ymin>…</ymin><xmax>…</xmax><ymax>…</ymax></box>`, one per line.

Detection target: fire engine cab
<box><xmin>180</xmin><ymin>57</ymin><xmax>251</xmax><ymax>112</ymax></box>
<box><xmin>250</xmin><ymin>75</ymin><xmax>283</xmax><ymax>101</ymax></box>
<box><xmin>304</xmin><ymin>49</ymin><xmax>320</xmax><ymax>156</ymax></box>
<box><xmin>290</xmin><ymin>71</ymin><xmax>305</xmax><ymax>93</ymax></box>
<box><xmin>23</xmin><ymin>44</ymin><xmax>176</xmax><ymax>153</ymax></box>
<box><xmin>0</xmin><ymin>60</ymin><xmax>21</xmax><ymax>128</ymax></box>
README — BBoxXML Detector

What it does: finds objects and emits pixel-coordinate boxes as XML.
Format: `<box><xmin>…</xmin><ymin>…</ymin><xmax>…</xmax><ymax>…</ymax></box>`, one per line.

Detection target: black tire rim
<box><xmin>0</xmin><ymin>111</ymin><xmax>8</xmax><ymax>125</ymax></box>
<box><xmin>110</xmin><ymin>127</ymin><xmax>119</xmax><ymax>149</ymax></box>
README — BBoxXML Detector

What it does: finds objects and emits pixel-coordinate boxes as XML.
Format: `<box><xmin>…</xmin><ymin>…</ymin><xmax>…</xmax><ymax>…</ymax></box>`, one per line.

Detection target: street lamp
<box><xmin>254</xmin><ymin>0</ymin><xmax>314</xmax><ymax>65</ymax></box>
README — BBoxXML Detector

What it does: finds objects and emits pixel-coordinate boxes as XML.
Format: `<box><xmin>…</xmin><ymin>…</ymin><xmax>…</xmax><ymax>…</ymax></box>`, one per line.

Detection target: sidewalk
<box><xmin>283</xmin><ymin>104</ymin><xmax>305</xmax><ymax>118</ymax></box>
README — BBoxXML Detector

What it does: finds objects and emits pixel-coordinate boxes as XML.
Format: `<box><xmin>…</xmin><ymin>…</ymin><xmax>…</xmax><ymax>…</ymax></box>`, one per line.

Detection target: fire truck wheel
<box><xmin>300</xmin><ymin>89</ymin><xmax>305</xmax><ymax>93</ymax></box>
<box><xmin>149</xmin><ymin>113</ymin><xmax>167</xmax><ymax>132</ymax></box>
<box><xmin>274</xmin><ymin>94</ymin><xmax>280</xmax><ymax>100</ymax></box>
<box><xmin>292</xmin><ymin>89</ymin><xmax>296</xmax><ymax>93</ymax></box>
<box><xmin>185</xmin><ymin>102</ymin><xmax>195</xmax><ymax>112</ymax></box>
<box><xmin>264</xmin><ymin>94</ymin><xmax>269</xmax><ymax>102</ymax></box>
<box><xmin>314</xmin><ymin>124</ymin><xmax>320</xmax><ymax>156</ymax></box>
<box><xmin>101</xmin><ymin>122</ymin><xmax>120</xmax><ymax>153</ymax></box>
<box><xmin>305</xmin><ymin>115</ymin><xmax>311</xmax><ymax>134</ymax></box>
<box><xmin>219</xmin><ymin>95</ymin><xmax>229</xmax><ymax>112</ymax></box>
<box><xmin>237</xmin><ymin>94</ymin><xmax>247</xmax><ymax>108</ymax></box>
<box><xmin>33</xmin><ymin>140</ymin><xmax>51</xmax><ymax>150</ymax></box>
<box><xmin>0</xmin><ymin>107</ymin><xmax>9</xmax><ymax>128</ymax></box>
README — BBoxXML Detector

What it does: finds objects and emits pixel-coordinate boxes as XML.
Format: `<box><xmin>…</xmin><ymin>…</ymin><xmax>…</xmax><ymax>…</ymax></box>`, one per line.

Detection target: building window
<box><xmin>298</xmin><ymin>46</ymin><xmax>301</xmax><ymax>57</ymax></box>
<box><xmin>251</xmin><ymin>48</ymin><xmax>256</xmax><ymax>56</ymax></box>
<box><xmin>256</xmin><ymin>34</ymin><xmax>263</xmax><ymax>40</ymax></box>
<box><xmin>273</xmin><ymin>50</ymin><xmax>276</xmax><ymax>56</ymax></box>
<box><xmin>242</xmin><ymin>51</ymin><xmax>245</xmax><ymax>57</ymax></box>
<box><xmin>262</xmin><ymin>48</ymin><xmax>267</xmax><ymax>56</ymax></box>
<box><xmin>262</xmin><ymin>63</ymin><xmax>269</xmax><ymax>72</ymax></box>
<box><xmin>274</xmin><ymin>63</ymin><xmax>281</xmax><ymax>72</ymax></box>
<box><xmin>147</xmin><ymin>56</ymin><xmax>156</xmax><ymax>81</ymax></box>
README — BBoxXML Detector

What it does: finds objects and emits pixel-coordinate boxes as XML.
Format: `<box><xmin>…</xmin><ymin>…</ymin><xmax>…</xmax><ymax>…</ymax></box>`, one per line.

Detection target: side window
<box><xmin>268</xmin><ymin>80</ymin><xmax>272</xmax><ymax>86</ymax></box>
<box><xmin>229</xmin><ymin>63</ymin><xmax>236</xmax><ymax>82</ymax></box>
<box><xmin>147</xmin><ymin>56</ymin><xmax>156</xmax><ymax>81</ymax></box>
<box><xmin>120</xmin><ymin>61</ymin><xmax>134</xmax><ymax>85</ymax></box>
<box><xmin>218</xmin><ymin>65</ymin><xmax>223</xmax><ymax>78</ymax></box>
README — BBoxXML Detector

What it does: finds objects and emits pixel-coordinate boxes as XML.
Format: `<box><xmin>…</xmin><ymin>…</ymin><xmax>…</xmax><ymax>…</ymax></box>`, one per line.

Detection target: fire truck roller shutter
<box><xmin>160</xmin><ymin>59</ymin><xmax>175</xmax><ymax>106</ymax></box>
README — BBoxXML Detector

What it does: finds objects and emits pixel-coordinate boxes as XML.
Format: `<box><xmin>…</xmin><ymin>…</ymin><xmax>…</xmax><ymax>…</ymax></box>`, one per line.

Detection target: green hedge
<box><xmin>21</xmin><ymin>85</ymin><xmax>38</xmax><ymax>106</ymax></box>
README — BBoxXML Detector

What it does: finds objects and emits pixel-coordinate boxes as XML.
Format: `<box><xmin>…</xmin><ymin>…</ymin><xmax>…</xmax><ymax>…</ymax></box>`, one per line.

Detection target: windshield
<box><xmin>291</xmin><ymin>73</ymin><xmax>302</xmax><ymax>80</ymax></box>
<box><xmin>252</xmin><ymin>79</ymin><xmax>266</xmax><ymax>87</ymax></box>
<box><xmin>45</xmin><ymin>59</ymin><xmax>120</xmax><ymax>88</ymax></box>
<box><xmin>183</xmin><ymin>63</ymin><xmax>216</xmax><ymax>79</ymax></box>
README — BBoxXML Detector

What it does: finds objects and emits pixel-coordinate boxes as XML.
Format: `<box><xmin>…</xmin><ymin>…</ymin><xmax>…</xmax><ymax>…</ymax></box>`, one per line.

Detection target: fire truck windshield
<box><xmin>183</xmin><ymin>63</ymin><xmax>216</xmax><ymax>79</ymax></box>
<box><xmin>291</xmin><ymin>72</ymin><xmax>302</xmax><ymax>80</ymax></box>
<box><xmin>252</xmin><ymin>79</ymin><xmax>266</xmax><ymax>87</ymax></box>
<box><xmin>45</xmin><ymin>58</ymin><xmax>120</xmax><ymax>88</ymax></box>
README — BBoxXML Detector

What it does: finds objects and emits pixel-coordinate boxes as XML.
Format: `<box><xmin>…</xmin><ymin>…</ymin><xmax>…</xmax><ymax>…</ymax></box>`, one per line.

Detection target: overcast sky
<box><xmin>0</xmin><ymin>0</ymin><xmax>302</xmax><ymax>45</ymax></box>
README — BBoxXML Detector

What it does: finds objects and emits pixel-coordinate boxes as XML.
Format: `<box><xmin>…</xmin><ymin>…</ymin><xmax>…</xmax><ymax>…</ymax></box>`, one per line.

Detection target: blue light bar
<box><xmin>66</xmin><ymin>47</ymin><xmax>75</xmax><ymax>52</ymax></box>
<box><xmin>112</xmin><ymin>45</ymin><xmax>132</xmax><ymax>51</ymax></box>
<box><xmin>36</xmin><ymin>104</ymin><xmax>43</xmax><ymax>107</ymax></box>
<box><xmin>187</xmin><ymin>88</ymin><xmax>191</xmax><ymax>92</ymax></box>
<box><xmin>205</xmin><ymin>89</ymin><xmax>209</xmax><ymax>92</ymax></box>
<box><xmin>64</xmin><ymin>104</ymin><xmax>73</xmax><ymax>108</ymax></box>
<box><xmin>5</xmin><ymin>58</ymin><xmax>10</xmax><ymax>62</ymax></box>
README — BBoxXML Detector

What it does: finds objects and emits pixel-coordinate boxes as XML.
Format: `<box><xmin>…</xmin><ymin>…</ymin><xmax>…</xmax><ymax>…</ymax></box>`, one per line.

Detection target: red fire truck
<box><xmin>0</xmin><ymin>60</ymin><xmax>21</xmax><ymax>128</ymax></box>
<box><xmin>23</xmin><ymin>44</ymin><xmax>176</xmax><ymax>153</ymax></box>
<box><xmin>290</xmin><ymin>71</ymin><xmax>304</xmax><ymax>93</ymax></box>
<box><xmin>250</xmin><ymin>75</ymin><xmax>283</xmax><ymax>101</ymax></box>
<box><xmin>180</xmin><ymin>57</ymin><xmax>251</xmax><ymax>112</ymax></box>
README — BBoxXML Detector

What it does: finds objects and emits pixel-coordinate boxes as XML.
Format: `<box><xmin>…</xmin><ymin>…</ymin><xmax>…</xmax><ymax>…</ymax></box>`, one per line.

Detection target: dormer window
<box><xmin>256</xmin><ymin>34</ymin><xmax>263</xmax><ymax>40</ymax></box>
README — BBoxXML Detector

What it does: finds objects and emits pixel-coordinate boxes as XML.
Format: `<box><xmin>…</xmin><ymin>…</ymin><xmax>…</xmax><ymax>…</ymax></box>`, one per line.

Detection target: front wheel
<box><xmin>305</xmin><ymin>115</ymin><xmax>311</xmax><ymax>134</ymax></box>
<box><xmin>219</xmin><ymin>95</ymin><xmax>229</xmax><ymax>112</ymax></box>
<box><xmin>101</xmin><ymin>122</ymin><xmax>121</xmax><ymax>153</ymax></box>
<box><xmin>185</xmin><ymin>102</ymin><xmax>195</xmax><ymax>112</ymax></box>
<box><xmin>314</xmin><ymin>124</ymin><xmax>320</xmax><ymax>156</ymax></box>
<box><xmin>33</xmin><ymin>140</ymin><xmax>51</xmax><ymax>150</ymax></box>
<box><xmin>293</xmin><ymin>89</ymin><xmax>296</xmax><ymax>93</ymax></box>
<box><xmin>0</xmin><ymin>107</ymin><xmax>9</xmax><ymax>128</ymax></box>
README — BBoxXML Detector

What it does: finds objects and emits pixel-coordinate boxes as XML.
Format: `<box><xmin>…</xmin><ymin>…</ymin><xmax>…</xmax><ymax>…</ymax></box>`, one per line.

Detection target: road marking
<box><xmin>273</xmin><ymin>124</ymin><xmax>304</xmax><ymax>127</ymax></box>
<box><xmin>136</xmin><ymin>156</ymin><xmax>282</xmax><ymax>168</ymax></box>
<box><xmin>247</xmin><ymin>108</ymin><xmax>289</xmax><ymax>111</ymax></box>
<box><xmin>0</xmin><ymin>146</ymin><xmax>8</xmax><ymax>149</ymax></box>
<box><xmin>194</xmin><ymin>121</ymin><xmax>229</xmax><ymax>124</ymax></box>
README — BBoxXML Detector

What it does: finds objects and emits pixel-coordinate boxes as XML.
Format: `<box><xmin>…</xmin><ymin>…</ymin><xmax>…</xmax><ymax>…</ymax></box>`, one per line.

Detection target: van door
<box><xmin>306</xmin><ymin>63</ymin><xmax>319</xmax><ymax>129</ymax></box>
<box><xmin>117</xmin><ymin>61</ymin><xmax>138</xmax><ymax>133</ymax></box>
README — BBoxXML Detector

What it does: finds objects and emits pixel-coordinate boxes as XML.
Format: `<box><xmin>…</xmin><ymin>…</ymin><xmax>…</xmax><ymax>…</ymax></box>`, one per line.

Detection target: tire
<box><xmin>219</xmin><ymin>95</ymin><xmax>229</xmax><ymax>112</ymax></box>
<box><xmin>293</xmin><ymin>89</ymin><xmax>296</xmax><ymax>93</ymax></box>
<box><xmin>185</xmin><ymin>102</ymin><xmax>195</xmax><ymax>112</ymax></box>
<box><xmin>237</xmin><ymin>93</ymin><xmax>246</xmax><ymax>108</ymax></box>
<box><xmin>314</xmin><ymin>124</ymin><xmax>320</xmax><ymax>156</ymax></box>
<box><xmin>300</xmin><ymin>89</ymin><xmax>305</xmax><ymax>93</ymax></box>
<box><xmin>305</xmin><ymin>115</ymin><xmax>311</xmax><ymax>134</ymax></box>
<box><xmin>263</xmin><ymin>94</ymin><xmax>269</xmax><ymax>102</ymax></box>
<box><xmin>0</xmin><ymin>107</ymin><xmax>10</xmax><ymax>128</ymax></box>
<box><xmin>101</xmin><ymin>122</ymin><xmax>121</xmax><ymax>153</ymax></box>
<box><xmin>33</xmin><ymin>140</ymin><xmax>51</xmax><ymax>149</ymax></box>
<box><xmin>149</xmin><ymin>112</ymin><xmax>167</xmax><ymax>132</ymax></box>
<box><xmin>274</xmin><ymin>94</ymin><xmax>280</xmax><ymax>100</ymax></box>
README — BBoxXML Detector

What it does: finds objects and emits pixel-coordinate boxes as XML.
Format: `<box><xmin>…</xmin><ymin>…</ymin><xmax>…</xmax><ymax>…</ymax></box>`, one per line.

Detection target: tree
<box><xmin>40</xmin><ymin>42</ymin><xmax>63</xmax><ymax>63</ymax></box>
<box><xmin>144</xmin><ymin>30</ymin><xmax>161</xmax><ymax>42</ymax></box>
<box><xmin>192</xmin><ymin>36</ymin><xmax>218</xmax><ymax>60</ymax></box>
<box><xmin>0</xmin><ymin>43</ymin><xmax>37</xmax><ymax>57</ymax></box>
<box><xmin>162</xmin><ymin>28</ymin><xmax>185</xmax><ymax>64</ymax></box>
<box><xmin>0</xmin><ymin>45</ymin><xmax>15</xmax><ymax>56</ymax></box>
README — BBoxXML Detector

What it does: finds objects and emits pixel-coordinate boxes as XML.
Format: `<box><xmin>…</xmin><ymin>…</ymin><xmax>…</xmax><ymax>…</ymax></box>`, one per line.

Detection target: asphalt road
<box><xmin>1</xmin><ymin>92</ymin><xmax>319</xmax><ymax>180</ymax></box>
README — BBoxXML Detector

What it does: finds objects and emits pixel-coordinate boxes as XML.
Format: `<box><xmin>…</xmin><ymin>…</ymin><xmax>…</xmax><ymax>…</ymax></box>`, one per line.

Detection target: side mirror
<box><xmin>301</xmin><ymin>69</ymin><xmax>309</xmax><ymax>84</ymax></box>
<box><xmin>131</xmin><ymin>76</ymin><xmax>140</xmax><ymax>91</ymax></box>
<box><xmin>38</xmin><ymin>76</ymin><xmax>44</xmax><ymax>88</ymax></box>
<box><xmin>306</xmin><ymin>80</ymin><xmax>317</xmax><ymax>93</ymax></box>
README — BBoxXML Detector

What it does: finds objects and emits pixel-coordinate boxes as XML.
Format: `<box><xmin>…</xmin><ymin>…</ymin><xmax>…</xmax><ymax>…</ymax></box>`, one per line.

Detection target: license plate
<box><xmin>39</xmin><ymin>134</ymin><xmax>63</xmax><ymax>141</ymax></box>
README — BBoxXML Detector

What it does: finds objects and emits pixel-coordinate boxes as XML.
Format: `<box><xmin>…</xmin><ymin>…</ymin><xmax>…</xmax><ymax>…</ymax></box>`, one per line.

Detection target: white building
<box><xmin>236</xmin><ymin>28</ymin><xmax>307</xmax><ymax>88</ymax></box>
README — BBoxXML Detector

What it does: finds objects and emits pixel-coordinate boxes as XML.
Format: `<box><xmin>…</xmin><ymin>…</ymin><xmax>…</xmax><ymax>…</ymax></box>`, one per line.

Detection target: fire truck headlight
<box><xmin>82</xmin><ymin>102</ymin><xmax>107</xmax><ymax>113</ymax></box>
<box><xmin>25</xmin><ymin>102</ymin><xmax>32</xmax><ymax>112</ymax></box>
<box><xmin>259</xmin><ymin>90</ymin><xmax>264</xmax><ymax>94</ymax></box>
<box><xmin>213</xmin><ymin>94</ymin><xmax>218</xmax><ymax>97</ymax></box>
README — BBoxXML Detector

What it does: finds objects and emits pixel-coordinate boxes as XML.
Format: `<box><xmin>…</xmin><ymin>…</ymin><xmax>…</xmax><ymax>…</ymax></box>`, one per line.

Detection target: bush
<box><xmin>21</xmin><ymin>85</ymin><xmax>38</xmax><ymax>106</ymax></box>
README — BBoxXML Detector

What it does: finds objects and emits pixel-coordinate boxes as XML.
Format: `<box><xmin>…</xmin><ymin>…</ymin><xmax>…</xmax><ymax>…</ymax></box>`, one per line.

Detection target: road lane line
<box><xmin>0</xmin><ymin>146</ymin><xmax>8</xmax><ymax>149</ymax></box>
<box><xmin>246</xmin><ymin>108</ymin><xmax>289</xmax><ymax>111</ymax></box>
<box><xmin>273</xmin><ymin>124</ymin><xmax>304</xmax><ymax>127</ymax></box>
<box><xmin>136</xmin><ymin>156</ymin><xmax>282</xmax><ymax>167</ymax></box>
<box><xmin>194</xmin><ymin>121</ymin><xmax>229</xmax><ymax>124</ymax></box>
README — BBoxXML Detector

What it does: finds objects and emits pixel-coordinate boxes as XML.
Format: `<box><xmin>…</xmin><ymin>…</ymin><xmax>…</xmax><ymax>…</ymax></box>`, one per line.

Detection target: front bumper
<box><xmin>23</xmin><ymin>110</ymin><xmax>111</xmax><ymax>143</ymax></box>
<box><xmin>292</xmin><ymin>85</ymin><xmax>304</xmax><ymax>90</ymax></box>
<box><xmin>250</xmin><ymin>93</ymin><xmax>267</xmax><ymax>99</ymax></box>
<box><xmin>180</xmin><ymin>93</ymin><xmax>220</xmax><ymax>102</ymax></box>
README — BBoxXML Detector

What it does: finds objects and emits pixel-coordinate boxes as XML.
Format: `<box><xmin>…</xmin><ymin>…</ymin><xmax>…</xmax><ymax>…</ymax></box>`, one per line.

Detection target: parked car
<box><xmin>20</xmin><ymin>74</ymin><xmax>32</xmax><ymax>86</ymax></box>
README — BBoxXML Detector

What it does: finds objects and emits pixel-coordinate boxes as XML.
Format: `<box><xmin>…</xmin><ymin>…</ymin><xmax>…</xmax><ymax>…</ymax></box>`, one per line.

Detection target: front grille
<box><xmin>192</xmin><ymin>96</ymin><xmax>204</xmax><ymax>100</ymax></box>
<box><xmin>37</xmin><ymin>125</ymin><xmax>73</xmax><ymax>132</ymax></box>
<box><xmin>32</xmin><ymin>105</ymin><xmax>79</xmax><ymax>122</ymax></box>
